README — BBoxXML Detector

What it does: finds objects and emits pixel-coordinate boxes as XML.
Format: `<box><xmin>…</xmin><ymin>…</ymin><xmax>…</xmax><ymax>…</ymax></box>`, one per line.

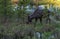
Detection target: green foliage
<box><xmin>0</xmin><ymin>0</ymin><xmax>60</xmax><ymax>39</ymax></box>
<box><xmin>0</xmin><ymin>0</ymin><xmax>11</xmax><ymax>16</ymax></box>
<box><xmin>19</xmin><ymin>0</ymin><xmax>30</xmax><ymax>6</ymax></box>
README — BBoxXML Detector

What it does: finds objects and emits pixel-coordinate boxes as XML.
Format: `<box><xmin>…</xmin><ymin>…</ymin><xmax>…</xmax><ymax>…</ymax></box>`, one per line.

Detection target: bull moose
<box><xmin>27</xmin><ymin>7</ymin><xmax>51</xmax><ymax>24</ymax></box>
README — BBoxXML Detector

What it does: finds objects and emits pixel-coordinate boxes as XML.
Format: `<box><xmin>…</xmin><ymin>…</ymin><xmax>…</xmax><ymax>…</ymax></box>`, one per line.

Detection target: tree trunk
<box><xmin>3</xmin><ymin>0</ymin><xmax>9</xmax><ymax>25</ymax></box>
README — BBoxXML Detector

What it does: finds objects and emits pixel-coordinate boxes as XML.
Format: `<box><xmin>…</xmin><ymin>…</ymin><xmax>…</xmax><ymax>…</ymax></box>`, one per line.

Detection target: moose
<box><xmin>27</xmin><ymin>7</ymin><xmax>51</xmax><ymax>24</ymax></box>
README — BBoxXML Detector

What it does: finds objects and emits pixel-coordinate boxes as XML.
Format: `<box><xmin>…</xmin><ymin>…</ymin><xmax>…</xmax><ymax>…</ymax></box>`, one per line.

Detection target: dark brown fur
<box><xmin>27</xmin><ymin>8</ymin><xmax>51</xmax><ymax>24</ymax></box>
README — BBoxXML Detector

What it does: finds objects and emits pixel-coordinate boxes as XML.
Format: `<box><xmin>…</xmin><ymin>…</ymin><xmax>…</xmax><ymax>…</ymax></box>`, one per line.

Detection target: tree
<box><xmin>0</xmin><ymin>0</ymin><xmax>12</xmax><ymax>24</ymax></box>
<box><xmin>17</xmin><ymin>0</ymin><xmax>31</xmax><ymax>23</ymax></box>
